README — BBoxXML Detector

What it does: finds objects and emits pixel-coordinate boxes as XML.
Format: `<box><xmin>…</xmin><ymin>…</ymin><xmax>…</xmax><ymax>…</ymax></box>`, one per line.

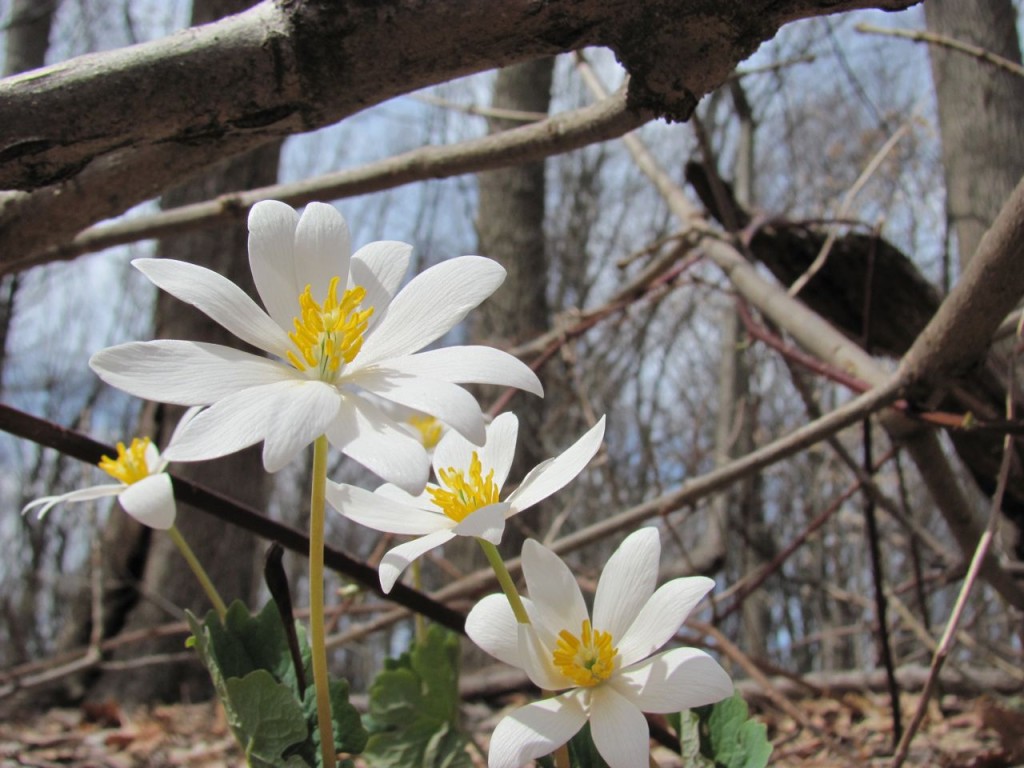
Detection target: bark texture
<box><xmin>925</xmin><ymin>0</ymin><xmax>1024</xmax><ymax>267</ymax></box>
<box><xmin>0</xmin><ymin>0</ymin><xmax>58</xmax><ymax>387</ymax></box>
<box><xmin>0</xmin><ymin>0</ymin><xmax>920</xmax><ymax>272</ymax></box>
<box><xmin>473</xmin><ymin>58</ymin><xmax>554</xmax><ymax>499</ymax></box>
<box><xmin>80</xmin><ymin>0</ymin><xmax>279</xmax><ymax>704</ymax></box>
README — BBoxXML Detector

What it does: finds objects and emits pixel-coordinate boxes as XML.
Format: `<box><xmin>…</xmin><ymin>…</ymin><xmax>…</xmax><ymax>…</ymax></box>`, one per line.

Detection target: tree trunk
<box><xmin>472</xmin><ymin>60</ymin><xmax>554</xmax><ymax>556</ymax></box>
<box><xmin>925</xmin><ymin>0</ymin><xmax>1024</xmax><ymax>268</ymax></box>
<box><xmin>81</xmin><ymin>0</ymin><xmax>280</xmax><ymax>703</ymax></box>
<box><xmin>0</xmin><ymin>0</ymin><xmax>58</xmax><ymax>389</ymax></box>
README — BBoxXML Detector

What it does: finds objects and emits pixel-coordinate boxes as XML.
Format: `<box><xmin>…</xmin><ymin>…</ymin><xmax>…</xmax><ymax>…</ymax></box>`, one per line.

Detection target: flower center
<box><xmin>408</xmin><ymin>415</ymin><xmax>443</xmax><ymax>450</ymax></box>
<box><xmin>427</xmin><ymin>451</ymin><xmax>500</xmax><ymax>522</ymax></box>
<box><xmin>98</xmin><ymin>438</ymin><xmax>153</xmax><ymax>485</ymax></box>
<box><xmin>287</xmin><ymin>277</ymin><xmax>374</xmax><ymax>381</ymax></box>
<box><xmin>552</xmin><ymin>619</ymin><xmax>618</xmax><ymax>687</ymax></box>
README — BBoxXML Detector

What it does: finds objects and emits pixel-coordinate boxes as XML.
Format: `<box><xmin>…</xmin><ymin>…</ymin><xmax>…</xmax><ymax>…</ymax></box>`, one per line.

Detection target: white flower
<box><xmin>89</xmin><ymin>201</ymin><xmax>542</xmax><ymax>493</ymax></box>
<box><xmin>23</xmin><ymin>437</ymin><xmax>175</xmax><ymax>530</ymax></box>
<box><xmin>465</xmin><ymin>528</ymin><xmax>733</xmax><ymax>768</ymax></box>
<box><xmin>327</xmin><ymin>412</ymin><xmax>605</xmax><ymax>592</ymax></box>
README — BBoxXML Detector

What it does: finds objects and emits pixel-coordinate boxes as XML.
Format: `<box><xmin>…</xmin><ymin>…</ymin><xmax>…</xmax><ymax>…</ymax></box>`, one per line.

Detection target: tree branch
<box><xmin>14</xmin><ymin>86</ymin><xmax>650</xmax><ymax>273</ymax></box>
<box><xmin>0</xmin><ymin>0</ymin><xmax>919</xmax><ymax>269</ymax></box>
<box><xmin>0</xmin><ymin>403</ymin><xmax>466</xmax><ymax>633</ymax></box>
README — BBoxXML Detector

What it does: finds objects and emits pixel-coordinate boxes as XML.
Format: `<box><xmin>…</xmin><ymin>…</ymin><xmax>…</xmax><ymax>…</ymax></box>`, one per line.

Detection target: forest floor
<box><xmin>1</xmin><ymin>687</ymin><xmax>1022</xmax><ymax>768</ymax></box>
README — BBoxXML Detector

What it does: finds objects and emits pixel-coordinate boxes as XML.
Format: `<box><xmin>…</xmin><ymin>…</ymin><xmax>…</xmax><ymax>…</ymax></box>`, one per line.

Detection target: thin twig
<box><xmin>891</xmin><ymin>316</ymin><xmax>1023</xmax><ymax>767</ymax></box>
<box><xmin>788</xmin><ymin>121</ymin><xmax>911</xmax><ymax>298</ymax></box>
<box><xmin>856</xmin><ymin>23</ymin><xmax>1024</xmax><ymax>79</ymax></box>
<box><xmin>0</xmin><ymin>403</ymin><xmax>466</xmax><ymax>632</ymax></box>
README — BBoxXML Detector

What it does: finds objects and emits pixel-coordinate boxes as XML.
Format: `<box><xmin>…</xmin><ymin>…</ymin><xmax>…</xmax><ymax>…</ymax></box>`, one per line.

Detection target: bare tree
<box><xmin>925</xmin><ymin>0</ymin><xmax>1024</xmax><ymax>267</ymax></box>
<box><xmin>72</xmin><ymin>0</ymin><xmax>280</xmax><ymax>704</ymax></box>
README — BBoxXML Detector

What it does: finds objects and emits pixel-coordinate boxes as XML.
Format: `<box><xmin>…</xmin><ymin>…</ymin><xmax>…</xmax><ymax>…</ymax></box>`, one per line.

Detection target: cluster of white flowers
<box><xmin>29</xmin><ymin>201</ymin><xmax>733</xmax><ymax>768</ymax></box>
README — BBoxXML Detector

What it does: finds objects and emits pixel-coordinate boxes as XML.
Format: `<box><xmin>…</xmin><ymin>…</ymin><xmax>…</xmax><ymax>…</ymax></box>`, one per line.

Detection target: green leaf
<box><xmin>363</xmin><ymin>625</ymin><xmax>472</xmax><ymax>768</ymax></box>
<box><xmin>701</xmin><ymin>693</ymin><xmax>773</xmax><ymax>768</ymax></box>
<box><xmin>225</xmin><ymin>670</ymin><xmax>310</xmax><ymax>768</ymax></box>
<box><xmin>186</xmin><ymin>599</ymin><xmax>368</xmax><ymax>767</ymax></box>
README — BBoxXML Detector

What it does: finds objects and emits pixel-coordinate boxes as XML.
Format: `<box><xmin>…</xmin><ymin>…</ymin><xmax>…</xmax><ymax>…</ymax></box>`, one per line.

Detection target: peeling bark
<box><xmin>0</xmin><ymin>0</ymin><xmax>919</xmax><ymax>271</ymax></box>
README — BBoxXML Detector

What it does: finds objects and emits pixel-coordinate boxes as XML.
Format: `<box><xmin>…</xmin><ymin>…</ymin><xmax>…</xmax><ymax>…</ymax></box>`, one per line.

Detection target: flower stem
<box><xmin>167</xmin><ymin>525</ymin><xmax>226</xmax><ymax>620</ymax></box>
<box><xmin>411</xmin><ymin>559</ymin><xmax>426</xmax><ymax>643</ymax></box>
<box><xmin>477</xmin><ymin>539</ymin><xmax>529</xmax><ymax>624</ymax></box>
<box><xmin>310</xmin><ymin>435</ymin><xmax>336</xmax><ymax>768</ymax></box>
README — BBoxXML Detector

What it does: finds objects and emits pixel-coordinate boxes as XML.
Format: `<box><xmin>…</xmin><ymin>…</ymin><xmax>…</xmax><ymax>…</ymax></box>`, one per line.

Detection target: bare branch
<box><xmin>856</xmin><ymin>22</ymin><xmax>1024</xmax><ymax>79</ymax></box>
<box><xmin>15</xmin><ymin>86</ymin><xmax>650</xmax><ymax>273</ymax></box>
<box><xmin>0</xmin><ymin>0</ymin><xmax>919</xmax><ymax>268</ymax></box>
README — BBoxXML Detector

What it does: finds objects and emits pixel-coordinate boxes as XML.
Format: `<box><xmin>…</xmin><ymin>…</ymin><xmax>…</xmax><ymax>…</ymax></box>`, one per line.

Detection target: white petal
<box><xmin>505</xmin><ymin>416</ymin><xmax>605</xmax><ymax>515</ymax></box>
<box><xmin>167</xmin><ymin>406</ymin><xmax>204</xmax><ymax>448</ymax></box>
<box><xmin>117</xmin><ymin>473</ymin><xmax>176</xmax><ymax>530</ymax></box>
<box><xmin>326</xmin><ymin>482</ymin><xmax>450</xmax><ymax>535</ymax></box>
<box><xmin>379</xmin><ymin>528</ymin><xmax>455</xmax><ymax>593</ymax></box>
<box><xmin>325</xmin><ymin>395</ymin><xmax>429</xmax><ymax>494</ymax></box>
<box><xmin>592</xmin><ymin>527</ymin><xmax>659</xmax><ymax>641</ymax></box>
<box><xmin>383</xmin><ymin>346</ymin><xmax>543</xmax><ymax>397</ymax></box>
<box><xmin>478</xmin><ymin>412</ymin><xmax>518</xmax><ymax>492</ymax></box>
<box><xmin>143</xmin><ymin>441</ymin><xmax>162</xmax><ymax>472</ymax></box>
<box><xmin>465</xmin><ymin>593</ymin><xmax>522</xmax><ymax>667</ymax></box>
<box><xmin>90</xmin><ymin>340</ymin><xmax>293</xmax><ymax>406</ymax></box>
<box><xmin>432</xmin><ymin>423</ymin><xmax>478</xmax><ymax>477</ymax></box>
<box><xmin>357</xmin><ymin>256</ymin><xmax>506</xmax><ymax>365</ymax></box>
<box><xmin>521</xmin><ymin>539</ymin><xmax>588</xmax><ymax>639</ymax></box>
<box><xmin>132</xmin><ymin>258</ymin><xmax>291</xmax><ymax>358</ymax></box>
<box><xmin>349</xmin><ymin>240</ymin><xmax>411</xmax><ymax>330</ymax></box>
<box><xmin>294</xmin><ymin>202</ymin><xmax>351</xmax><ymax>298</ymax></box>
<box><xmin>162</xmin><ymin>382</ymin><xmax>296</xmax><ymax>464</ymax></box>
<box><xmin>349</xmin><ymin>368</ymin><xmax>485</xmax><ymax>445</ymax></box>
<box><xmin>611</xmin><ymin>648</ymin><xmax>733</xmax><ymax>713</ymax></box>
<box><xmin>261</xmin><ymin>381</ymin><xmax>341</xmax><ymax>472</ymax></box>
<box><xmin>518</xmin><ymin>622</ymin><xmax>568</xmax><ymax>691</ymax></box>
<box><xmin>588</xmin><ymin>685</ymin><xmax>650</xmax><ymax>768</ymax></box>
<box><xmin>23</xmin><ymin>485</ymin><xmax>123</xmax><ymax>518</ymax></box>
<box><xmin>452</xmin><ymin>502</ymin><xmax>509</xmax><ymax>544</ymax></box>
<box><xmin>616</xmin><ymin>576</ymin><xmax>715</xmax><ymax>667</ymax></box>
<box><xmin>487</xmin><ymin>694</ymin><xmax>587</xmax><ymax>768</ymax></box>
<box><xmin>373</xmin><ymin>481</ymin><xmax>434</xmax><ymax>509</ymax></box>
<box><xmin>248</xmin><ymin>200</ymin><xmax>300</xmax><ymax>329</ymax></box>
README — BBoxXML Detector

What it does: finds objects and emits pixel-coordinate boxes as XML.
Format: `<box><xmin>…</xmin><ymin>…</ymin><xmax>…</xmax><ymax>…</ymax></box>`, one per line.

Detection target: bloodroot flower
<box><xmin>23</xmin><ymin>436</ymin><xmax>177</xmax><ymax>530</ymax></box>
<box><xmin>466</xmin><ymin>528</ymin><xmax>733</xmax><ymax>768</ymax></box>
<box><xmin>89</xmin><ymin>201</ymin><xmax>542</xmax><ymax>493</ymax></box>
<box><xmin>327</xmin><ymin>412</ymin><xmax>605</xmax><ymax>592</ymax></box>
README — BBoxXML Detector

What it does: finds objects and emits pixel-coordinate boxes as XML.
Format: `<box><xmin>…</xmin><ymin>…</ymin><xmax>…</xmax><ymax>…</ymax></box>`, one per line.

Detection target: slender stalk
<box><xmin>478</xmin><ymin>539</ymin><xmax>530</xmax><ymax>624</ymax></box>
<box><xmin>411</xmin><ymin>559</ymin><xmax>426</xmax><ymax>642</ymax></box>
<box><xmin>167</xmin><ymin>524</ymin><xmax>226</xmax><ymax>620</ymax></box>
<box><xmin>309</xmin><ymin>435</ymin><xmax>336</xmax><ymax>768</ymax></box>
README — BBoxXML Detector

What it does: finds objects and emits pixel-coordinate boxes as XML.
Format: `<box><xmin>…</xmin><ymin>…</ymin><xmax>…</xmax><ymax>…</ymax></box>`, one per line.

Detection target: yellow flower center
<box><xmin>427</xmin><ymin>451</ymin><xmax>500</xmax><ymax>522</ymax></box>
<box><xmin>552</xmin><ymin>619</ymin><xmax>618</xmax><ymax>687</ymax></box>
<box><xmin>287</xmin><ymin>276</ymin><xmax>374</xmax><ymax>381</ymax></box>
<box><xmin>408</xmin><ymin>415</ymin><xmax>443</xmax><ymax>450</ymax></box>
<box><xmin>98</xmin><ymin>438</ymin><xmax>153</xmax><ymax>485</ymax></box>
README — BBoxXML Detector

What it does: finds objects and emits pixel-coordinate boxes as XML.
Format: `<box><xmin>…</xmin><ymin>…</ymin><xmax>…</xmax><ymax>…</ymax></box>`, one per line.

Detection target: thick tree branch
<box><xmin>13</xmin><ymin>86</ymin><xmax>650</xmax><ymax>273</ymax></box>
<box><xmin>0</xmin><ymin>0</ymin><xmax>918</xmax><ymax>269</ymax></box>
<box><xmin>577</xmin><ymin>56</ymin><xmax>1024</xmax><ymax>608</ymax></box>
<box><xmin>899</xmin><ymin>173</ymin><xmax>1024</xmax><ymax>391</ymax></box>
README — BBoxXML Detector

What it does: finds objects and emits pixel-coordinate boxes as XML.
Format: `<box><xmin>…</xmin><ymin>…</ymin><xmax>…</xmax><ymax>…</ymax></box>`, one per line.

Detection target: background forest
<box><xmin>1</xmin><ymin>0</ymin><xmax>1023</xmax><ymax>765</ymax></box>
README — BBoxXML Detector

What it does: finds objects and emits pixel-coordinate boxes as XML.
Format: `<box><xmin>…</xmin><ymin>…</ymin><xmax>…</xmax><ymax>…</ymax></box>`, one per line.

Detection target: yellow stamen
<box><xmin>287</xmin><ymin>276</ymin><xmax>374</xmax><ymax>381</ymax></box>
<box><xmin>98</xmin><ymin>438</ymin><xmax>153</xmax><ymax>485</ymax></box>
<box><xmin>427</xmin><ymin>451</ymin><xmax>500</xmax><ymax>522</ymax></box>
<box><xmin>409</xmin><ymin>415</ymin><xmax>443</xmax><ymax>450</ymax></box>
<box><xmin>552</xmin><ymin>619</ymin><xmax>618</xmax><ymax>687</ymax></box>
